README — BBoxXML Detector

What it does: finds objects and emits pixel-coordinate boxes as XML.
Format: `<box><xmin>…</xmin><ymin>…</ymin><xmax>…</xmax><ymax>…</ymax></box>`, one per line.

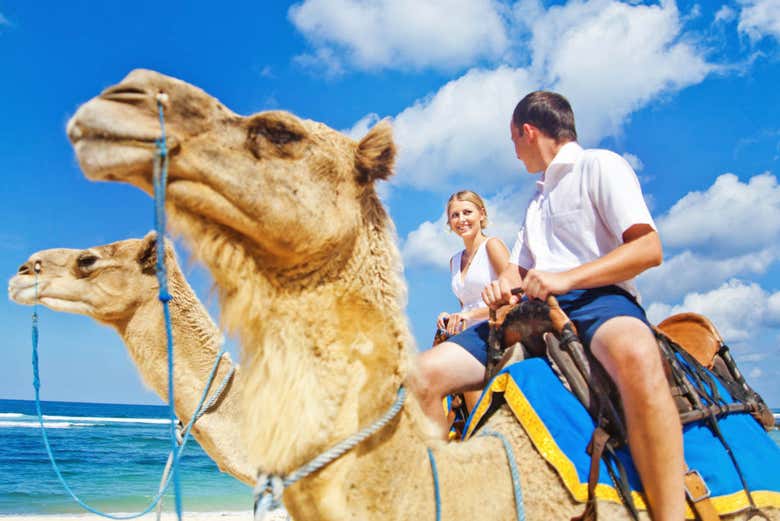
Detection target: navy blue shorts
<box><xmin>447</xmin><ymin>285</ymin><xmax>652</xmax><ymax>366</ymax></box>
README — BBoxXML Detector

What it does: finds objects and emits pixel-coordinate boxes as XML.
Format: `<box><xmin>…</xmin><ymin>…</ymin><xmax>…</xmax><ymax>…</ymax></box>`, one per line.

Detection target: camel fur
<box><xmin>8</xmin><ymin>233</ymin><xmax>253</xmax><ymax>485</ymax></box>
<box><xmin>65</xmin><ymin>69</ymin><xmax>777</xmax><ymax>520</ymax></box>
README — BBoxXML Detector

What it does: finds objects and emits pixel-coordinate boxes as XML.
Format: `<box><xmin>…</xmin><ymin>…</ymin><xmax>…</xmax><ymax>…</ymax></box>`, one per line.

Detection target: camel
<box><xmin>65</xmin><ymin>69</ymin><xmax>778</xmax><ymax>520</ymax></box>
<box><xmin>8</xmin><ymin>233</ymin><xmax>254</xmax><ymax>486</ymax></box>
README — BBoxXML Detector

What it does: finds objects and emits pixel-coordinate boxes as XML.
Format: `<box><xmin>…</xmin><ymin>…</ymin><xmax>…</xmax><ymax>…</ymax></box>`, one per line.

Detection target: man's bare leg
<box><xmin>408</xmin><ymin>341</ymin><xmax>485</xmax><ymax>436</ymax></box>
<box><xmin>591</xmin><ymin>316</ymin><xmax>685</xmax><ymax>521</ymax></box>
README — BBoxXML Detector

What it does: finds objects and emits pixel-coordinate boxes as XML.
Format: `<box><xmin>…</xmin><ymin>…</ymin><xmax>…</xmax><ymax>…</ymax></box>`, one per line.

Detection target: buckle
<box><xmin>685</xmin><ymin>469</ymin><xmax>711</xmax><ymax>503</ymax></box>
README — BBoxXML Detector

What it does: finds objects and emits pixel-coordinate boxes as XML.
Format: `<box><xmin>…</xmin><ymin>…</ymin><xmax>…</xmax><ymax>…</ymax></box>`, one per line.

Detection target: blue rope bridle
<box><xmin>425</xmin><ymin>429</ymin><xmax>525</xmax><ymax>521</ymax></box>
<box><xmin>253</xmin><ymin>386</ymin><xmax>407</xmax><ymax>521</ymax></box>
<box><xmin>28</xmin><ymin>94</ymin><xmax>232</xmax><ymax>520</ymax></box>
<box><xmin>151</xmin><ymin>93</ymin><xmax>183</xmax><ymax>520</ymax></box>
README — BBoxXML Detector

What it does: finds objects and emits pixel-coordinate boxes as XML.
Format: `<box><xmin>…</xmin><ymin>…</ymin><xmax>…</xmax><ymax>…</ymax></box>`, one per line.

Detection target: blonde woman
<box><xmin>414</xmin><ymin>190</ymin><xmax>509</xmax><ymax>434</ymax></box>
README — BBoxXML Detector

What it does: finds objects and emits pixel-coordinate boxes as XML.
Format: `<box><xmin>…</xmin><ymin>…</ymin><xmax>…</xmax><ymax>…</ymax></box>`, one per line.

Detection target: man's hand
<box><xmin>522</xmin><ymin>269</ymin><xmax>573</xmax><ymax>300</ymax></box>
<box><xmin>482</xmin><ymin>278</ymin><xmax>520</xmax><ymax>310</ymax></box>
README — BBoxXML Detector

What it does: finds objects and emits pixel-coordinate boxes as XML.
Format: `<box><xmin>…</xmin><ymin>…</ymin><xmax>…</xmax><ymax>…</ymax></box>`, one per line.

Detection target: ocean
<box><xmin>0</xmin><ymin>399</ymin><xmax>251</xmax><ymax>515</ymax></box>
<box><xmin>0</xmin><ymin>399</ymin><xmax>778</xmax><ymax>515</ymax></box>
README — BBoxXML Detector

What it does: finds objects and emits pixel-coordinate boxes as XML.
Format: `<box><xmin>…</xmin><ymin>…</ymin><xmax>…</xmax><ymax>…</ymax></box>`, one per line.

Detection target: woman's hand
<box><xmin>436</xmin><ymin>312</ymin><xmax>450</xmax><ymax>330</ymax></box>
<box><xmin>445</xmin><ymin>311</ymin><xmax>469</xmax><ymax>336</ymax></box>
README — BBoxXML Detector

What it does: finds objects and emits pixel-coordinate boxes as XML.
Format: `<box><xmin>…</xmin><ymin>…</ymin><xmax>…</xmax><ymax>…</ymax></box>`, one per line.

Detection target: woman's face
<box><xmin>447</xmin><ymin>199</ymin><xmax>484</xmax><ymax>240</ymax></box>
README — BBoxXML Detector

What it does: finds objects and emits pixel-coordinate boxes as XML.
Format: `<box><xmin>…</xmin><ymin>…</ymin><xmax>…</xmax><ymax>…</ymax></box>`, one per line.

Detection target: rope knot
<box><xmin>155</xmin><ymin>140</ymin><xmax>168</xmax><ymax>158</ymax></box>
<box><xmin>253</xmin><ymin>473</ymin><xmax>285</xmax><ymax>521</ymax></box>
<box><xmin>158</xmin><ymin>291</ymin><xmax>172</xmax><ymax>303</ymax></box>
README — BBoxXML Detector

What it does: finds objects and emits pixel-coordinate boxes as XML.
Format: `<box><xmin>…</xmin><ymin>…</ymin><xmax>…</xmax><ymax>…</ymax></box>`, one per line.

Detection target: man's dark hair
<box><xmin>512</xmin><ymin>91</ymin><xmax>577</xmax><ymax>142</ymax></box>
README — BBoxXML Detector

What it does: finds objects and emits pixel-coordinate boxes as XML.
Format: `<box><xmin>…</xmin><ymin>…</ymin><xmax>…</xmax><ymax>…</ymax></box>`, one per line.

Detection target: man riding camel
<box><xmin>413</xmin><ymin>91</ymin><xmax>684</xmax><ymax>520</ymax></box>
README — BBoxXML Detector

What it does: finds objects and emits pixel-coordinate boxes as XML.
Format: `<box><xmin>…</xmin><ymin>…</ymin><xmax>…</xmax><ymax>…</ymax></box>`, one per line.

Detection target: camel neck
<box><xmin>117</xmin><ymin>293</ymin><xmax>225</xmax><ymax>401</ymax></box>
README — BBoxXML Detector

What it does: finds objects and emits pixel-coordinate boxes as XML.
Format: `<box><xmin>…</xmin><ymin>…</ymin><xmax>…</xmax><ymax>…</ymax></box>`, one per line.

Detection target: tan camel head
<box><xmin>67</xmin><ymin>70</ymin><xmax>412</xmax><ymax>481</ymax></box>
<box><xmin>9</xmin><ymin>232</ymin><xmax>173</xmax><ymax>324</ymax></box>
<box><xmin>67</xmin><ymin>69</ymin><xmax>396</xmax><ymax>268</ymax></box>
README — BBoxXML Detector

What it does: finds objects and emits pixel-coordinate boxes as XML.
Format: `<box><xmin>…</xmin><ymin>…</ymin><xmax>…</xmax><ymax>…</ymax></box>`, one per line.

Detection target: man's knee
<box><xmin>591</xmin><ymin>318</ymin><xmax>666</xmax><ymax>393</ymax></box>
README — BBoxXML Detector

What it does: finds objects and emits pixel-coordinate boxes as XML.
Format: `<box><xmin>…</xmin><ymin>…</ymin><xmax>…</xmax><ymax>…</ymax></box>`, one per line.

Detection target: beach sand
<box><xmin>0</xmin><ymin>509</ymin><xmax>289</xmax><ymax>521</ymax></box>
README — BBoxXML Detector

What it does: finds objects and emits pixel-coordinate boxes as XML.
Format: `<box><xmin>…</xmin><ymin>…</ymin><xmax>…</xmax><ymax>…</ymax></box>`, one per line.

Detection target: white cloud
<box><xmin>392</xmin><ymin>66</ymin><xmax>534</xmax><ymax>191</ymax></box>
<box><xmin>622</xmin><ymin>152</ymin><xmax>644</xmax><ymax>172</ymax></box>
<box><xmin>714</xmin><ymin>5</ymin><xmax>737</xmax><ymax>24</ymax></box>
<box><xmin>535</xmin><ymin>0</ymin><xmax>713</xmax><ymax>141</ymax></box>
<box><xmin>645</xmin><ymin>279</ymin><xmax>780</xmax><ymax>342</ymax></box>
<box><xmin>342</xmin><ymin>113</ymin><xmax>381</xmax><ymax>141</ymax></box>
<box><xmin>402</xmin><ymin>220</ymin><xmax>462</xmax><ymax>270</ymax></box>
<box><xmin>737</xmin><ymin>0</ymin><xmax>780</xmax><ymax>42</ymax></box>
<box><xmin>289</xmin><ymin>0</ymin><xmax>510</xmax><ymax>72</ymax></box>
<box><xmin>292</xmin><ymin>46</ymin><xmax>345</xmax><ymax>77</ymax></box>
<box><xmin>656</xmin><ymin>173</ymin><xmax>780</xmax><ymax>256</ymax></box>
<box><xmin>401</xmin><ymin>188</ymin><xmax>531</xmax><ymax>269</ymax></box>
<box><xmin>381</xmin><ymin>0</ymin><xmax>715</xmax><ymax>190</ymax></box>
<box><xmin>637</xmin><ymin>248</ymin><xmax>778</xmax><ymax>303</ymax></box>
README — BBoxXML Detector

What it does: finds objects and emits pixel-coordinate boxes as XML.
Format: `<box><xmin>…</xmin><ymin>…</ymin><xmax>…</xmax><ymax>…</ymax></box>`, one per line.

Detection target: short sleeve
<box><xmin>588</xmin><ymin>152</ymin><xmax>655</xmax><ymax>240</ymax></box>
<box><xmin>510</xmin><ymin>229</ymin><xmax>533</xmax><ymax>270</ymax></box>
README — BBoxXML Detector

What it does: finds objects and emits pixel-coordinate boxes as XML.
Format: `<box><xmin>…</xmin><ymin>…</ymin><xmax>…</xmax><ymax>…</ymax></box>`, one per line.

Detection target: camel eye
<box><xmin>259</xmin><ymin>124</ymin><xmax>302</xmax><ymax>146</ymax></box>
<box><xmin>77</xmin><ymin>254</ymin><xmax>98</xmax><ymax>269</ymax></box>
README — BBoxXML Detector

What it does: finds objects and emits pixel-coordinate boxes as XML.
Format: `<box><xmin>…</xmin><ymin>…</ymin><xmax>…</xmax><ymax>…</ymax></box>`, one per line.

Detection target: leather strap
<box><xmin>571</xmin><ymin>427</ymin><xmax>610</xmax><ymax>521</ymax></box>
<box><xmin>685</xmin><ymin>469</ymin><xmax>720</xmax><ymax>521</ymax></box>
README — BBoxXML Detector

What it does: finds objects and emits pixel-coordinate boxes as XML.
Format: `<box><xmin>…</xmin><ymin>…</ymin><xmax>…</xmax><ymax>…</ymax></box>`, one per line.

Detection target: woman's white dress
<box><xmin>449</xmin><ymin>238</ymin><xmax>498</xmax><ymax>329</ymax></box>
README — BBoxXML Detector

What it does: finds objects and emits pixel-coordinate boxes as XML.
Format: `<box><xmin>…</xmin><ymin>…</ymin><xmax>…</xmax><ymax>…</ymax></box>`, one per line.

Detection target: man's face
<box><xmin>510</xmin><ymin>121</ymin><xmax>544</xmax><ymax>173</ymax></box>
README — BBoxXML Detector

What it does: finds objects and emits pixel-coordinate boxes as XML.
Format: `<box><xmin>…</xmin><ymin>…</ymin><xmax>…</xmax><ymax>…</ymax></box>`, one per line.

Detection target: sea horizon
<box><xmin>1</xmin><ymin>398</ymin><xmax>778</xmax><ymax>516</ymax></box>
<box><xmin>0</xmin><ymin>398</ymin><xmax>251</xmax><ymax>515</ymax></box>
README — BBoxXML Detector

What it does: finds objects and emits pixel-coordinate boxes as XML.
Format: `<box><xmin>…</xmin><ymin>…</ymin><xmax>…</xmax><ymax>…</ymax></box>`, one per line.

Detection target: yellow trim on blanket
<box><xmin>465</xmin><ymin>372</ymin><xmax>780</xmax><ymax>518</ymax></box>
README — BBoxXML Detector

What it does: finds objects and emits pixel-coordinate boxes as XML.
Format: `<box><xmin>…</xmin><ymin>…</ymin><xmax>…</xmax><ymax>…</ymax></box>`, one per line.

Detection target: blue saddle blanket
<box><xmin>463</xmin><ymin>357</ymin><xmax>780</xmax><ymax>517</ymax></box>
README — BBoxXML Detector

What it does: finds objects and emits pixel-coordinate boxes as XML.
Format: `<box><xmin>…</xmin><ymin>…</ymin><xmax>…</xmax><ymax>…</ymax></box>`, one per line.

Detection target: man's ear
<box><xmin>355</xmin><ymin>120</ymin><xmax>396</xmax><ymax>184</ymax></box>
<box><xmin>137</xmin><ymin>231</ymin><xmax>159</xmax><ymax>275</ymax></box>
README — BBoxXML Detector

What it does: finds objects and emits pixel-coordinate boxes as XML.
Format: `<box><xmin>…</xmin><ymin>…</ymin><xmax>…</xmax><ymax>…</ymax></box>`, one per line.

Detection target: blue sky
<box><xmin>2</xmin><ymin>0</ymin><xmax>780</xmax><ymax>407</ymax></box>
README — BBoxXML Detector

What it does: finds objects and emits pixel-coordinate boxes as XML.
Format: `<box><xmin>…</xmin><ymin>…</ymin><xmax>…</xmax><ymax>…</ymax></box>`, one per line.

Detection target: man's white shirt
<box><xmin>510</xmin><ymin>142</ymin><xmax>655</xmax><ymax>299</ymax></box>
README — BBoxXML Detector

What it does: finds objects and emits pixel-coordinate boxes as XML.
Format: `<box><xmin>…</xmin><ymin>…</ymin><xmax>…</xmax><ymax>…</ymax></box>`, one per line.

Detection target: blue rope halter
<box><xmin>425</xmin><ymin>428</ymin><xmax>525</xmax><ymax>521</ymax></box>
<box><xmin>27</xmin><ymin>93</ymin><xmax>231</xmax><ymax>520</ymax></box>
<box><xmin>151</xmin><ymin>93</ymin><xmax>183</xmax><ymax>520</ymax></box>
<box><xmin>253</xmin><ymin>386</ymin><xmax>407</xmax><ymax>521</ymax></box>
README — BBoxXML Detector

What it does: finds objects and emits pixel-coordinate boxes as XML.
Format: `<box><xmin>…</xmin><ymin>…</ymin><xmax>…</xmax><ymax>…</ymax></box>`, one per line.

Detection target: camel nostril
<box><xmin>18</xmin><ymin>264</ymin><xmax>30</xmax><ymax>275</ymax></box>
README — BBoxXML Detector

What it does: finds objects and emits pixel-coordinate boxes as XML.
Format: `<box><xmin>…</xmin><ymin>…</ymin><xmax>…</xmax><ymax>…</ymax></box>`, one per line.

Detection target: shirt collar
<box><xmin>537</xmin><ymin>141</ymin><xmax>583</xmax><ymax>192</ymax></box>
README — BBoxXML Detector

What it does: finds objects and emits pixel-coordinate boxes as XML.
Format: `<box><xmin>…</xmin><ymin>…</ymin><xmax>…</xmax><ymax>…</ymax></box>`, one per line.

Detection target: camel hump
<box><xmin>656</xmin><ymin>312</ymin><xmax>723</xmax><ymax>368</ymax></box>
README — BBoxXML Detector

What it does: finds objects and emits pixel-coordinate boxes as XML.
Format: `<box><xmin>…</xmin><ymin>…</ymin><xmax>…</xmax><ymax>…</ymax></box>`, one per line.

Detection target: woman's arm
<box><xmin>485</xmin><ymin>237</ymin><xmax>510</xmax><ymax>276</ymax></box>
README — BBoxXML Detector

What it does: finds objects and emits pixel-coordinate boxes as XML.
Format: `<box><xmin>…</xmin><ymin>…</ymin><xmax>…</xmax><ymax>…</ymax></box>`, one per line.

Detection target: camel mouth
<box><xmin>8</xmin><ymin>276</ymin><xmax>35</xmax><ymax>304</ymax></box>
<box><xmin>9</xmin><ymin>277</ymin><xmax>92</xmax><ymax>314</ymax></box>
<box><xmin>68</xmin><ymin>122</ymin><xmax>179</xmax><ymax>150</ymax></box>
<box><xmin>166</xmin><ymin>179</ymin><xmax>264</xmax><ymax>246</ymax></box>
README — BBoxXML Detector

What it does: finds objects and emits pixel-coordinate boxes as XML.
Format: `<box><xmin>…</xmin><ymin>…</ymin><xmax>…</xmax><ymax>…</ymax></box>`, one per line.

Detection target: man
<box><xmin>483</xmin><ymin>91</ymin><xmax>684</xmax><ymax>520</ymax></box>
<box><xmin>410</xmin><ymin>91</ymin><xmax>683</xmax><ymax>520</ymax></box>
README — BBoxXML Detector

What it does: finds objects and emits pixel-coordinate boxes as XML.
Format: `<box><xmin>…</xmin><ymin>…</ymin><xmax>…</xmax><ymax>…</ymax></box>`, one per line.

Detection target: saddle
<box><xmin>485</xmin><ymin>296</ymin><xmax>775</xmax><ymax>521</ymax></box>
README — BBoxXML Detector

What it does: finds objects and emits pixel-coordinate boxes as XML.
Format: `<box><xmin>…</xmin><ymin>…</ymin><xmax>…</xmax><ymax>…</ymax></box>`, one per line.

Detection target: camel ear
<box><xmin>355</xmin><ymin>120</ymin><xmax>396</xmax><ymax>184</ymax></box>
<box><xmin>137</xmin><ymin>231</ymin><xmax>159</xmax><ymax>275</ymax></box>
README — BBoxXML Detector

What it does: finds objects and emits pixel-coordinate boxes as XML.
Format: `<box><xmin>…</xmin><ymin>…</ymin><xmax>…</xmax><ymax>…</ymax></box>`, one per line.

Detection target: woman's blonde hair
<box><xmin>446</xmin><ymin>190</ymin><xmax>488</xmax><ymax>229</ymax></box>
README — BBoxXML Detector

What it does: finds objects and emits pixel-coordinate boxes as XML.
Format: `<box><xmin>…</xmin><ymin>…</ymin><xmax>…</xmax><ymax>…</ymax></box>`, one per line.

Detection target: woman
<box><xmin>420</xmin><ymin>190</ymin><xmax>510</xmax><ymax>434</ymax></box>
<box><xmin>437</xmin><ymin>190</ymin><xmax>510</xmax><ymax>337</ymax></box>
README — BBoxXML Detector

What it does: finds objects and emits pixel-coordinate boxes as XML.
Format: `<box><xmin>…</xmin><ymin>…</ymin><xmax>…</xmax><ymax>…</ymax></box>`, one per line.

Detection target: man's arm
<box><xmin>522</xmin><ymin>224</ymin><xmax>662</xmax><ymax>300</ymax></box>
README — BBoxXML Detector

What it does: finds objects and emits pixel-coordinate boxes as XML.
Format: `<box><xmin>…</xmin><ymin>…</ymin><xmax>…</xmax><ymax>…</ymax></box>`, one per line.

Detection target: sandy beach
<box><xmin>0</xmin><ymin>510</ymin><xmax>290</xmax><ymax>520</ymax></box>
